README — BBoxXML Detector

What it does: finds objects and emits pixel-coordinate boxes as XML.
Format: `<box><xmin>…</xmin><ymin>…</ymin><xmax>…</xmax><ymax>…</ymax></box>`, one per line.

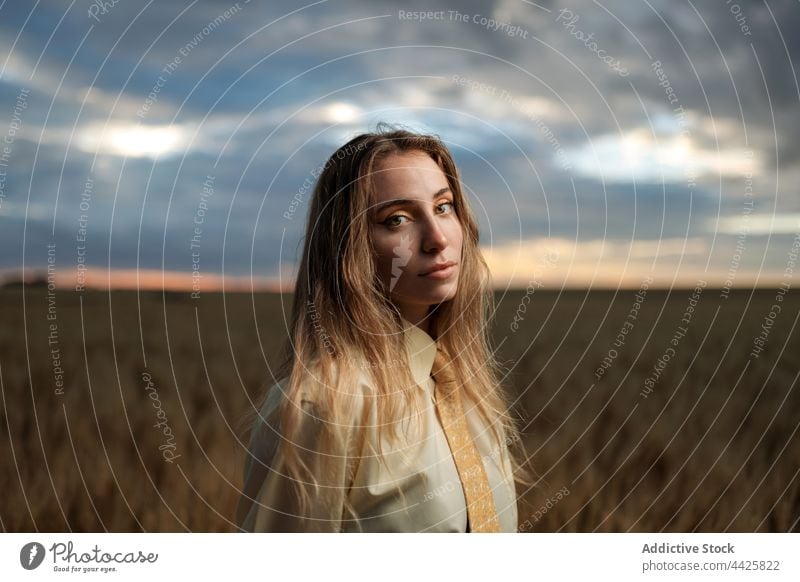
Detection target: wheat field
<box><xmin>1</xmin><ymin>286</ymin><xmax>797</xmax><ymax>532</ymax></box>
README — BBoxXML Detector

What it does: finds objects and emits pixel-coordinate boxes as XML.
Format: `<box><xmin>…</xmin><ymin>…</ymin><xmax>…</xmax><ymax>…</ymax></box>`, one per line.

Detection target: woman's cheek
<box><xmin>374</xmin><ymin>242</ymin><xmax>395</xmax><ymax>282</ymax></box>
<box><xmin>449</xmin><ymin>221</ymin><xmax>464</xmax><ymax>247</ymax></box>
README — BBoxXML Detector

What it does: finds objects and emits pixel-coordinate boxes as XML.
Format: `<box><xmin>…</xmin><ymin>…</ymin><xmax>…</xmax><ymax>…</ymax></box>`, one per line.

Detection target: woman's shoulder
<box><xmin>256</xmin><ymin>358</ymin><xmax>375</xmax><ymax>428</ymax></box>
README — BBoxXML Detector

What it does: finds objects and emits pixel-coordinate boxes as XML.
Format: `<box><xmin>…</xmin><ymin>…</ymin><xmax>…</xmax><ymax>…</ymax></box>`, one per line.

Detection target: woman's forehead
<box><xmin>371</xmin><ymin>152</ymin><xmax>449</xmax><ymax>200</ymax></box>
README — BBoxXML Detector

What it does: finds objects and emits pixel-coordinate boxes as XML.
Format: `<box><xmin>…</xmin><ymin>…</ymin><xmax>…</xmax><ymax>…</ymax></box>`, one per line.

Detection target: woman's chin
<box><xmin>392</xmin><ymin>288</ymin><xmax>457</xmax><ymax>307</ymax></box>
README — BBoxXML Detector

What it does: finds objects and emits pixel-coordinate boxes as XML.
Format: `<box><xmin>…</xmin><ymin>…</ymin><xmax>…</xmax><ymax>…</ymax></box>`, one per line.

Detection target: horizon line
<box><xmin>0</xmin><ymin>266</ymin><xmax>787</xmax><ymax>293</ymax></box>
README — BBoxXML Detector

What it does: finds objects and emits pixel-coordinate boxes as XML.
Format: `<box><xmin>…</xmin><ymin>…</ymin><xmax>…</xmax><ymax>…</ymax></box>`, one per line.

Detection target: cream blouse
<box><xmin>236</xmin><ymin>317</ymin><xmax>518</xmax><ymax>532</ymax></box>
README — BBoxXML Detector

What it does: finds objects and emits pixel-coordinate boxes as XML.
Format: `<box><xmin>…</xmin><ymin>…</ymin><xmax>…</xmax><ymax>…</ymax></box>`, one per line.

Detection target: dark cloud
<box><xmin>0</xmin><ymin>0</ymin><xmax>796</xmax><ymax>285</ymax></box>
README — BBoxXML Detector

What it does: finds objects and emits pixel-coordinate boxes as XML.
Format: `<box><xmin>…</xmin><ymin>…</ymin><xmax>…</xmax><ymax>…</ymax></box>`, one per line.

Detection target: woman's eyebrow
<box><xmin>374</xmin><ymin>187</ymin><xmax>451</xmax><ymax>214</ymax></box>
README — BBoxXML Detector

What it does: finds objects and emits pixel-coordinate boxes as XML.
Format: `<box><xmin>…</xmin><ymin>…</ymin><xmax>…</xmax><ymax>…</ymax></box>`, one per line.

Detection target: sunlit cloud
<box><xmin>0</xmin><ymin>267</ymin><xmax>283</xmax><ymax>292</ymax></box>
<box><xmin>77</xmin><ymin>85</ymin><xmax>168</xmax><ymax>119</ymax></box>
<box><xmin>321</xmin><ymin>101</ymin><xmax>363</xmax><ymax>124</ymax></box>
<box><xmin>562</xmin><ymin>125</ymin><xmax>761</xmax><ymax>184</ymax></box>
<box><xmin>75</xmin><ymin>123</ymin><xmax>189</xmax><ymax>158</ymax></box>
<box><xmin>712</xmin><ymin>213</ymin><xmax>800</xmax><ymax>235</ymax></box>
<box><xmin>0</xmin><ymin>60</ymin><xmax>26</xmax><ymax>85</ymax></box>
<box><xmin>277</xmin><ymin>101</ymin><xmax>366</xmax><ymax>125</ymax></box>
<box><xmin>459</xmin><ymin>85</ymin><xmax>568</xmax><ymax>124</ymax></box>
<box><xmin>0</xmin><ymin>42</ymin><xmax>51</xmax><ymax>91</ymax></box>
<box><xmin>482</xmin><ymin>236</ymin><xmax>716</xmax><ymax>288</ymax></box>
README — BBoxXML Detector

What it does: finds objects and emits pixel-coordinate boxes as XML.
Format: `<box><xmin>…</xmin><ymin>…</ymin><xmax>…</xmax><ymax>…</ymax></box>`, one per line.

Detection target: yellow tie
<box><xmin>431</xmin><ymin>343</ymin><xmax>501</xmax><ymax>532</ymax></box>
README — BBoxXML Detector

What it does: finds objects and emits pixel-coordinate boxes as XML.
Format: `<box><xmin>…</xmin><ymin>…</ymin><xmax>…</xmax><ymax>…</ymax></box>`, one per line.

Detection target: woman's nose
<box><xmin>421</xmin><ymin>215</ymin><xmax>449</xmax><ymax>253</ymax></box>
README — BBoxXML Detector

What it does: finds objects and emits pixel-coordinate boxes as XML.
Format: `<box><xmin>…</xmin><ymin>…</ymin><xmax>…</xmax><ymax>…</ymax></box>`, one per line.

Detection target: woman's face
<box><xmin>369</xmin><ymin>151</ymin><xmax>464</xmax><ymax>326</ymax></box>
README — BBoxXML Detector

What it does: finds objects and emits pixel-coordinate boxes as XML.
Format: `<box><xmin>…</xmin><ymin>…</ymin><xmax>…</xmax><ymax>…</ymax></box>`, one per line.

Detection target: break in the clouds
<box><xmin>0</xmin><ymin>0</ymin><xmax>798</xmax><ymax>290</ymax></box>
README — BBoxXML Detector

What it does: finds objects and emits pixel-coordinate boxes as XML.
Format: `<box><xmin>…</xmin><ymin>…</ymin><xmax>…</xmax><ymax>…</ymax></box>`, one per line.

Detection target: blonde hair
<box><xmin>240</xmin><ymin>122</ymin><xmax>535</xmax><ymax>529</ymax></box>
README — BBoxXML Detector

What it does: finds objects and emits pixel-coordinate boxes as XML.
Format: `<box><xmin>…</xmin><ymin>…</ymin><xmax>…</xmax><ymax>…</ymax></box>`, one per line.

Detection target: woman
<box><xmin>236</xmin><ymin>124</ymin><xmax>532</xmax><ymax>532</ymax></box>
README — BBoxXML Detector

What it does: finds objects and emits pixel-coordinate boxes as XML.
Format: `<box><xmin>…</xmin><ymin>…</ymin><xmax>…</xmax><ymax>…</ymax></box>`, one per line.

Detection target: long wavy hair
<box><xmin>239</xmin><ymin>123</ymin><xmax>535</xmax><ymax>529</ymax></box>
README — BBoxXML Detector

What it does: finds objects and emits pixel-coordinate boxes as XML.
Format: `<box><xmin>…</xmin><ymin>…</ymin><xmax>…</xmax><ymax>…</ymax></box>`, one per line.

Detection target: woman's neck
<box><xmin>397</xmin><ymin>304</ymin><xmax>432</xmax><ymax>335</ymax></box>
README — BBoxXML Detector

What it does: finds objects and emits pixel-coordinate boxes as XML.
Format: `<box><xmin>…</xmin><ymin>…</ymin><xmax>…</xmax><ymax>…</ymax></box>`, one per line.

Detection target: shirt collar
<box><xmin>400</xmin><ymin>316</ymin><xmax>438</xmax><ymax>387</ymax></box>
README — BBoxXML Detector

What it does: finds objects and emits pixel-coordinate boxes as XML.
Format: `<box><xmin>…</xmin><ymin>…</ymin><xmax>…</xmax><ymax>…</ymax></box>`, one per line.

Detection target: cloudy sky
<box><xmin>1</xmin><ymin>0</ymin><xmax>798</xmax><ymax>290</ymax></box>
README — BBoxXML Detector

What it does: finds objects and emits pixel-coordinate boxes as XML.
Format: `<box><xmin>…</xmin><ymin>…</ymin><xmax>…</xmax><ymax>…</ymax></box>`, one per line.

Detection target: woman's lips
<box><xmin>419</xmin><ymin>263</ymin><xmax>457</xmax><ymax>279</ymax></box>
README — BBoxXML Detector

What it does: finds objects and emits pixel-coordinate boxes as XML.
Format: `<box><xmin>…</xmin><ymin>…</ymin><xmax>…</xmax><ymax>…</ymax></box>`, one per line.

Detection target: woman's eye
<box><xmin>383</xmin><ymin>202</ymin><xmax>453</xmax><ymax>228</ymax></box>
<box><xmin>384</xmin><ymin>215</ymin><xmax>408</xmax><ymax>228</ymax></box>
<box><xmin>437</xmin><ymin>201</ymin><xmax>454</xmax><ymax>214</ymax></box>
